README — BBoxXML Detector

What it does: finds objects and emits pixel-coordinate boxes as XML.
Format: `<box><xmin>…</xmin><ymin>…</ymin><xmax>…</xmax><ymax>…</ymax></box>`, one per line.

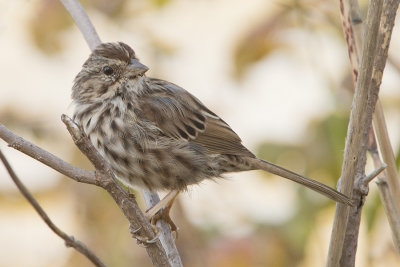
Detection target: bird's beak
<box><xmin>127</xmin><ymin>58</ymin><xmax>149</xmax><ymax>76</ymax></box>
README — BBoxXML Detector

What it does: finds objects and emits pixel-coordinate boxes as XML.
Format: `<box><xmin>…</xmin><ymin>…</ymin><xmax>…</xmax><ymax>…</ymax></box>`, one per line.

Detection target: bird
<box><xmin>71</xmin><ymin>42</ymin><xmax>352</xmax><ymax>232</ymax></box>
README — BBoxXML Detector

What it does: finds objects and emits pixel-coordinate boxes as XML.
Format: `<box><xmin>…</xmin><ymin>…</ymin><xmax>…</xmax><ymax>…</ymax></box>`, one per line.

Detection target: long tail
<box><xmin>247</xmin><ymin>157</ymin><xmax>353</xmax><ymax>206</ymax></box>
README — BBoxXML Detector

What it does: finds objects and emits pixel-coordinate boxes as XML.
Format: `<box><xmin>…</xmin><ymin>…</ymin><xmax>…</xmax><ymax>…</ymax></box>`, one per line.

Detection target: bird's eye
<box><xmin>103</xmin><ymin>66</ymin><xmax>114</xmax><ymax>75</ymax></box>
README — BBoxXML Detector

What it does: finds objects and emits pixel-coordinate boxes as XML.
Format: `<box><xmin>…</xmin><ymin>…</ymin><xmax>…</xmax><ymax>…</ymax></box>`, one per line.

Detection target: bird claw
<box><xmin>145</xmin><ymin>190</ymin><xmax>180</xmax><ymax>238</ymax></box>
<box><xmin>129</xmin><ymin>224</ymin><xmax>160</xmax><ymax>247</ymax></box>
<box><xmin>129</xmin><ymin>224</ymin><xmax>142</xmax><ymax>237</ymax></box>
<box><xmin>136</xmin><ymin>231</ymin><xmax>160</xmax><ymax>247</ymax></box>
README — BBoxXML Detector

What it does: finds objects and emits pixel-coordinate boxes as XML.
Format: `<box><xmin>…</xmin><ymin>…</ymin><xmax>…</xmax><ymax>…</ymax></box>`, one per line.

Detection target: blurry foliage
<box><xmin>28</xmin><ymin>0</ymin><xmax>74</xmax><ymax>54</ymax></box>
<box><xmin>255</xmin><ymin>112</ymin><xmax>350</xmax><ymax>254</ymax></box>
<box><xmin>232</xmin><ymin>0</ymin><xmax>369</xmax><ymax>79</ymax></box>
<box><xmin>0</xmin><ymin>108</ymin><xmax>51</xmax><ymax>140</ymax></box>
<box><xmin>84</xmin><ymin>0</ymin><xmax>129</xmax><ymax>18</ymax></box>
<box><xmin>257</xmin><ymin>112</ymin><xmax>349</xmax><ymax>184</ymax></box>
<box><xmin>207</xmin><ymin>230</ymin><xmax>298</xmax><ymax>267</ymax></box>
<box><xmin>256</xmin><ymin>108</ymin><xmax>389</xmax><ymax>250</ymax></box>
<box><xmin>63</xmin><ymin>182</ymin><xmax>153</xmax><ymax>267</ymax></box>
<box><xmin>151</xmin><ymin>0</ymin><xmax>173</xmax><ymax>7</ymax></box>
<box><xmin>27</xmin><ymin>0</ymin><xmax>167</xmax><ymax>54</ymax></box>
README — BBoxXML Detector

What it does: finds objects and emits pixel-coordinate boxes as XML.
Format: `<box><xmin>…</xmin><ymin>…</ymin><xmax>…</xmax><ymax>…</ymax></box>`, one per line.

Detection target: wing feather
<box><xmin>138</xmin><ymin>78</ymin><xmax>255</xmax><ymax>157</ymax></box>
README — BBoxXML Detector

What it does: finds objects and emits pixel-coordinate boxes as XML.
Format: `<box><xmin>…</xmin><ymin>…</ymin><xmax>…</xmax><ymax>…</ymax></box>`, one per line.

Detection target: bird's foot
<box><xmin>129</xmin><ymin>224</ymin><xmax>160</xmax><ymax>247</ymax></box>
<box><xmin>146</xmin><ymin>205</ymin><xmax>178</xmax><ymax>237</ymax></box>
<box><xmin>145</xmin><ymin>190</ymin><xmax>179</xmax><ymax>238</ymax></box>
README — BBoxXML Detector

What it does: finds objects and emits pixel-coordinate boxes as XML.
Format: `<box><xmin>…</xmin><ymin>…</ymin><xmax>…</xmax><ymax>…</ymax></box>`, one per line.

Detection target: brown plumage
<box><xmin>72</xmin><ymin>42</ymin><xmax>352</xmax><ymax>215</ymax></box>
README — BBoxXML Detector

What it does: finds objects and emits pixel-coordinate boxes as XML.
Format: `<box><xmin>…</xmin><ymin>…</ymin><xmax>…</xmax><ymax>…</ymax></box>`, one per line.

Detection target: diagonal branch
<box><xmin>0</xmin><ymin>149</ymin><xmax>106</xmax><ymax>267</ymax></box>
<box><xmin>0</xmin><ymin>123</ymin><xmax>95</xmax><ymax>184</ymax></box>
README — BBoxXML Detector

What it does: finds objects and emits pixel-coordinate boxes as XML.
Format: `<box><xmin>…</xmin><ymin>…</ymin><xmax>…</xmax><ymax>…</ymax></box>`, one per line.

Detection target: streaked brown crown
<box><xmin>89</xmin><ymin>42</ymin><xmax>137</xmax><ymax>64</ymax></box>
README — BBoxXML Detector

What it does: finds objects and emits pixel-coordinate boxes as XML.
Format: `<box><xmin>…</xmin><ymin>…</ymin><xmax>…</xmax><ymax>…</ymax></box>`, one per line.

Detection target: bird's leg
<box><xmin>145</xmin><ymin>190</ymin><xmax>180</xmax><ymax>233</ymax></box>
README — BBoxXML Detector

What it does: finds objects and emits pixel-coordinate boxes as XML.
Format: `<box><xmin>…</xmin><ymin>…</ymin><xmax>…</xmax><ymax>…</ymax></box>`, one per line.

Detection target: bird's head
<box><xmin>72</xmin><ymin>42</ymin><xmax>149</xmax><ymax>101</ymax></box>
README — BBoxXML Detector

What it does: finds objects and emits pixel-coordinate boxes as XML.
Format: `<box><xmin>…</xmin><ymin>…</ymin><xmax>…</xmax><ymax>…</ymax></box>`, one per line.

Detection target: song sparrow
<box><xmin>72</xmin><ymin>42</ymin><xmax>352</xmax><ymax>229</ymax></box>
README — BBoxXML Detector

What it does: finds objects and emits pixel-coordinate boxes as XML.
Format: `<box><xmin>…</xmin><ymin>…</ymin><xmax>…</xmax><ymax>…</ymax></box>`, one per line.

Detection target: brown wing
<box><xmin>138</xmin><ymin>78</ymin><xmax>255</xmax><ymax>157</ymax></box>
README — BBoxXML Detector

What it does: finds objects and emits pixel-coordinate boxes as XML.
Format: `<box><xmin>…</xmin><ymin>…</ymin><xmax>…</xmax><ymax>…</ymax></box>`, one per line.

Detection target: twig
<box><xmin>364</xmin><ymin>164</ymin><xmax>387</xmax><ymax>184</ymax></box>
<box><xmin>339</xmin><ymin>0</ymin><xmax>400</xmax><ymax>261</ymax></box>
<box><xmin>0</xmin><ymin>149</ymin><xmax>106</xmax><ymax>267</ymax></box>
<box><xmin>142</xmin><ymin>189</ymin><xmax>183</xmax><ymax>267</ymax></box>
<box><xmin>0</xmin><ymin>123</ymin><xmax>95</xmax><ymax>185</ymax></box>
<box><xmin>348</xmin><ymin>0</ymin><xmax>400</xmax><ymax>208</ymax></box>
<box><xmin>376</xmin><ymin>178</ymin><xmax>400</xmax><ymax>252</ymax></box>
<box><xmin>59</xmin><ymin>0</ymin><xmax>101</xmax><ymax>49</ymax></box>
<box><xmin>372</xmin><ymin>81</ymin><xmax>400</xmax><ymax>207</ymax></box>
<box><xmin>327</xmin><ymin>0</ymin><xmax>385</xmax><ymax>266</ymax></box>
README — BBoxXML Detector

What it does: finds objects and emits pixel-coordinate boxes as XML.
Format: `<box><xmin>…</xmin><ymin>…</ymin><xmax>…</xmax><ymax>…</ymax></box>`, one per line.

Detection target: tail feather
<box><xmin>247</xmin><ymin>158</ymin><xmax>353</xmax><ymax>206</ymax></box>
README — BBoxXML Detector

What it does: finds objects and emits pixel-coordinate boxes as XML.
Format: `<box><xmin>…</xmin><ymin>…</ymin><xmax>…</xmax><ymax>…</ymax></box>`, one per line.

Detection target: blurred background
<box><xmin>0</xmin><ymin>0</ymin><xmax>400</xmax><ymax>266</ymax></box>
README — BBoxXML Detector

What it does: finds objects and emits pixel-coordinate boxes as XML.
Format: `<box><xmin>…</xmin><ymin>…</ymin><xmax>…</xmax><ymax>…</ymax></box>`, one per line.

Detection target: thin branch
<box><xmin>376</xmin><ymin>178</ymin><xmax>400</xmax><ymax>253</ymax></box>
<box><xmin>0</xmin><ymin>123</ymin><xmax>95</xmax><ymax>184</ymax></box>
<box><xmin>348</xmin><ymin>0</ymin><xmax>400</xmax><ymax>210</ymax></box>
<box><xmin>364</xmin><ymin>164</ymin><xmax>387</xmax><ymax>184</ymax></box>
<box><xmin>372</xmin><ymin>64</ymin><xmax>400</xmax><ymax>209</ymax></box>
<box><xmin>0</xmin><ymin>149</ymin><xmax>106</xmax><ymax>267</ymax></box>
<box><xmin>59</xmin><ymin>0</ymin><xmax>101</xmax><ymax>49</ymax></box>
<box><xmin>327</xmin><ymin>0</ymin><xmax>385</xmax><ymax>266</ymax></box>
<box><xmin>340</xmin><ymin>0</ymin><xmax>400</xmax><ymax>262</ymax></box>
<box><xmin>142</xmin><ymin>189</ymin><xmax>183</xmax><ymax>267</ymax></box>
<box><xmin>369</xmin><ymin>123</ymin><xmax>400</xmax><ymax>255</ymax></box>
<box><xmin>347</xmin><ymin>0</ymin><xmax>400</xmax><ymax>208</ymax></box>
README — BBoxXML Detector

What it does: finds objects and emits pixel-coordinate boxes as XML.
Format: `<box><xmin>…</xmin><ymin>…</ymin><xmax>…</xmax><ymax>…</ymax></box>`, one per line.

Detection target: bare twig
<box><xmin>0</xmin><ymin>149</ymin><xmax>106</xmax><ymax>267</ymax></box>
<box><xmin>364</xmin><ymin>164</ymin><xmax>387</xmax><ymax>184</ymax></box>
<box><xmin>376</xmin><ymin>178</ymin><xmax>400</xmax><ymax>252</ymax></box>
<box><xmin>371</xmin><ymin>0</ymin><xmax>400</xmax><ymax>207</ymax></box>
<box><xmin>336</xmin><ymin>0</ymin><xmax>400</xmax><ymax>262</ymax></box>
<box><xmin>373</xmin><ymin>89</ymin><xmax>400</xmax><ymax>206</ymax></box>
<box><xmin>347</xmin><ymin>0</ymin><xmax>400</xmax><ymax>209</ymax></box>
<box><xmin>327</xmin><ymin>0</ymin><xmax>385</xmax><ymax>266</ymax></box>
<box><xmin>59</xmin><ymin>0</ymin><xmax>101</xmax><ymax>49</ymax></box>
<box><xmin>0</xmin><ymin>123</ymin><xmax>95</xmax><ymax>185</ymax></box>
<box><xmin>142</xmin><ymin>189</ymin><xmax>183</xmax><ymax>267</ymax></box>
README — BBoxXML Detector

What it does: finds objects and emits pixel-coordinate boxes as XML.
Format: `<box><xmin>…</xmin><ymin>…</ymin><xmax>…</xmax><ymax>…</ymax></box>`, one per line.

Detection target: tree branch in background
<box><xmin>0</xmin><ymin>149</ymin><xmax>106</xmax><ymax>267</ymax></box>
<box><xmin>0</xmin><ymin>123</ymin><xmax>95</xmax><ymax>185</ymax></box>
<box><xmin>59</xmin><ymin>0</ymin><xmax>101</xmax><ymax>50</ymax></box>
<box><xmin>327</xmin><ymin>0</ymin><xmax>385</xmax><ymax>266</ymax></box>
<box><xmin>371</xmin><ymin>0</ymin><xmax>400</xmax><ymax>208</ymax></box>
